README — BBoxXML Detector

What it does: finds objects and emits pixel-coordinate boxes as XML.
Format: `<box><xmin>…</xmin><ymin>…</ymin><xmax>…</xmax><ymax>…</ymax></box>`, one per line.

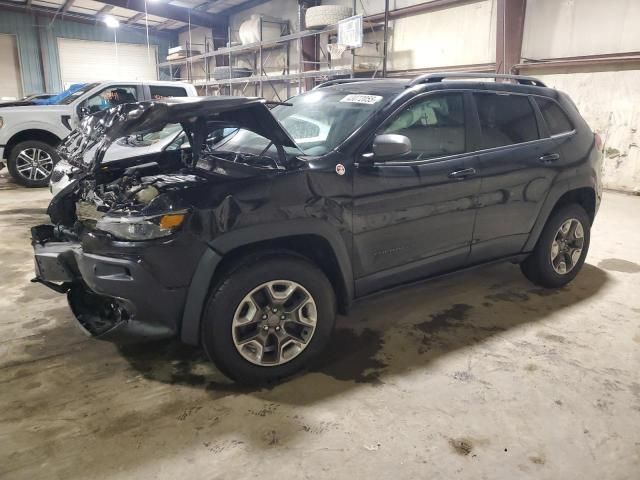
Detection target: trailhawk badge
<box><xmin>336</xmin><ymin>164</ymin><xmax>346</xmax><ymax>176</ymax></box>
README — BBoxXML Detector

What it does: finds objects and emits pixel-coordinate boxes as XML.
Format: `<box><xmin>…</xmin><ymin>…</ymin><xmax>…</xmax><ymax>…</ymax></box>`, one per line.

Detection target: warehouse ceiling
<box><xmin>0</xmin><ymin>0</ymin><xmax>258</xmax><ymax>31</ymax></box>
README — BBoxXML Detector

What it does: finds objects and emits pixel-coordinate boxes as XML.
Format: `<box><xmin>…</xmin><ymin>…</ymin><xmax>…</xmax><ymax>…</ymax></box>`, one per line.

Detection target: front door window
<box><xmin>383</xmin><ymin>93</ymin><xmax>466</xmax><ymax>160</ymax></box>
<box><xmin>82</xmin><ymin>86</ymin><xmax>138</xmax><ymax>114</ymax></box>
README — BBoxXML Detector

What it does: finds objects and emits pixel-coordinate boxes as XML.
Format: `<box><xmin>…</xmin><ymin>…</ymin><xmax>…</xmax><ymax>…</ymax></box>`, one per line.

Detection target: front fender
<box><xmin>2</xmin><ymin>119</ymin><xmax>69</xmax><ymax>145</ymax></box>
<box><xmin>180</xmin><ymin>219</ymin><xmax>354</xmax><ymax>345</ymax></box>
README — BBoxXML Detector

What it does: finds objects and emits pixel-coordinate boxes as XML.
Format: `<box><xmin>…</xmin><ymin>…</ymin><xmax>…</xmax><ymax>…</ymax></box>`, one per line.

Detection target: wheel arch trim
<box><xmin>5</xmin><ymin>129</ymin><xmax>63</xmax><ymax>157</ymax></box>
<box><xmin>524</xmin><ymin>178</ymin><xmax>596</xmax><ymax>252</ymax></box>
<box><xmin>179</xmin><ymin>219</ymin><xmax>354</xmax><ymax>345</ymax></box>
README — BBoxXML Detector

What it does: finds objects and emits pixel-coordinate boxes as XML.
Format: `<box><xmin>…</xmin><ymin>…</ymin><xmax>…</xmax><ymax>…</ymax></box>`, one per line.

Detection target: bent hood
<box><xmin>65</xmin><ymin>96</ymin><xmax>298</xmax><ymax>171</ymax></box>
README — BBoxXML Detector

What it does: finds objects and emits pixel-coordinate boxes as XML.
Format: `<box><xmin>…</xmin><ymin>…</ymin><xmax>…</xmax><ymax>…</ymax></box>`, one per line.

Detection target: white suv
<box><xmin>0</xmin><ymin>81</ymin><xmax>197</xmax><ymax>187</ymax></box>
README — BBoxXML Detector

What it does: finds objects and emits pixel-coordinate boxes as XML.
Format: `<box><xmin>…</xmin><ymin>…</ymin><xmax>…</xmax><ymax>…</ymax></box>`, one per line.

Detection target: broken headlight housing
<box><xmin>96</xmin><ymin>211</ymin><xmax>187</xmax><ymax>241</ymax></box>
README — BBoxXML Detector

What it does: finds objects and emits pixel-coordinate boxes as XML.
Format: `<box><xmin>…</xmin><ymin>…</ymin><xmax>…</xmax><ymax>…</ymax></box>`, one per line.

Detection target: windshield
<box><xmin>271</xmin><ymin>89</ymin><xmax>392</xmax><ymax>155</ymax></box>
<box><xmin>38</xmin><ymin>83</ymin><xmax>101</xmax><ymax>106</ymax></box>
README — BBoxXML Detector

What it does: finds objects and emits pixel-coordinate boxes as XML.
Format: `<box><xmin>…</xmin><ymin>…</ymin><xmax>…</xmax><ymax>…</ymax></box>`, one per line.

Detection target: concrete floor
<box><xmin>1</xmin><ymin>171</ymin><xmax>639</xmax><ymax>480</ymax></box>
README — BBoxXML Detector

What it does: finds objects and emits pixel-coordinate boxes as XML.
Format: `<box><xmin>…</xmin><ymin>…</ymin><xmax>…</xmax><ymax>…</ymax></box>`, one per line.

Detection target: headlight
<box><xmin>96</xmin><ymin>212</ymin><xmax>186</xmax><ymax>241</ymax></box>
<box><xmin>55</xmin><ymin>161</ymin><xmax>77</xmax><ymax>175</ymax></box>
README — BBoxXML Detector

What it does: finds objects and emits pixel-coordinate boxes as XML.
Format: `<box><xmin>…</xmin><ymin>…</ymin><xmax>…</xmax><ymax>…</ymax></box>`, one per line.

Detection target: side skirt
<box><xmin>351</xmin><ymin>253</ymin><xmax>530</xmax><ymax>306</ymax></box>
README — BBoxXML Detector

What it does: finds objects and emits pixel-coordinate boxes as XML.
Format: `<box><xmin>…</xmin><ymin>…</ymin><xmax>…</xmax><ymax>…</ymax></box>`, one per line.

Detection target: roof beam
<box><xmin>94</xmin><ymin>0</ymin><xmax>228</xmax><ymax>28</ymax></box>
<box><xmin>96</xmin><ymin>4</ymin><xmax>114</xmax><ymax>15</ymax></box>
<box><xmin>156</xmin><ymin>19</ymin><xmax>177</xmax><ymax>30</ymax></box>
<box><xmin>221</xmin><ymin>0</ymin><xmax>271</xmax><ymax>16</ymax></box>
<box><xmin>61</xmin><ymin>0</ymin><xmax>75</xmax><ymax>12</ymax></box>
<box><xmin>0</xmin><ymin>0</ymin><xmax>176</xmax><ymax>35</ymax></box>
<box><xmin>126</xmin><ymin>11</ymin><xmax>146</xmax><ymax>23</ymax></box>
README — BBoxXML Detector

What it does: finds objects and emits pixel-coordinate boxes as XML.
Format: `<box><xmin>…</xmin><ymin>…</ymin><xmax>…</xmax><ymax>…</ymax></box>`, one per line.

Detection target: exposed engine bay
<box><xmin>67</xmin><ymin>151</ymin><xmax>289</xmax><ymax>224</ymax></box>
<box><xmin>73</xmin><ymin>173</ymin><xmax>195</xmax><ymax>221</ymax></box>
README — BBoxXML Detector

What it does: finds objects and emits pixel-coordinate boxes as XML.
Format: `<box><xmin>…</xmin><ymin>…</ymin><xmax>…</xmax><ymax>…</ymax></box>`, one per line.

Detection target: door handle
<box><xmin>539</xmin><ymin>153</ymin><xmax>560</xmax><ymax>163</ymax></box>
<box><xmin>448</xmin><ymin>167</ymin><xmax>477</xmax><ymax>180</ymax></box>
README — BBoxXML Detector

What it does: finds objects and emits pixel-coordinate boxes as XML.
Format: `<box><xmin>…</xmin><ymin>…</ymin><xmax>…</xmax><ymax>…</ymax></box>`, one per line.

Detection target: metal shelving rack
<box><xmin>161</xmin><ymin>38</ymin><xmax>211</xmax><ymax>83</ymax></box>
<box><xmin>158</xmin><ymin>5</ymin><xmax>387</xmax><ymax>100</ymax></box>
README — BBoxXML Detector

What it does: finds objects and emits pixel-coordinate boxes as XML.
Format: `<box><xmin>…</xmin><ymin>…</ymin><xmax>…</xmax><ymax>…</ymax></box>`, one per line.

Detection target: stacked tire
<box><xmin>305</xmin><ymin>6</ymin><xmax>353</xmax><ymax>29</ymax></box>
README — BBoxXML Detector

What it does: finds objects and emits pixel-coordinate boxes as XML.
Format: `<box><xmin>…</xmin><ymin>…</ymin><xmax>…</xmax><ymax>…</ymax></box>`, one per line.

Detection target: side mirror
<box><xmin>372</xmin><ymin>134</ymin><xmax>412</xmax><ymax>160</ymax></box>
<box><xmin>78</xmin><ymin>106</ymin><xmax>90</xmax><ymax>119</ymax></box>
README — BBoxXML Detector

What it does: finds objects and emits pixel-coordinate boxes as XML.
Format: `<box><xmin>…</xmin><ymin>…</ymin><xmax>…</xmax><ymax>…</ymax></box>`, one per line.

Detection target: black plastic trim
<box><xmin>61</xmin><ymin>115</ymin><xmax>72</xmax><ymax>131</ymax></box>
<box><xmin>180</xmin><ymin>247</ymin><xmax>222</xmax><ymax>345</ymax></box>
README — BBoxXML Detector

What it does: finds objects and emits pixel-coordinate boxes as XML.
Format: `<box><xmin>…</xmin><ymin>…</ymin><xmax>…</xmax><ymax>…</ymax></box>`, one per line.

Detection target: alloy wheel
<box><xmin>550</xmin><ymin>218</ymin><xmax>585</xmax><ymax>274</ymax></box>
<box><xmin>14</xmin><ymin>148</ymin><xmax>54</xmax><ymax>182</ymax></box>
<box><xmin>232</xmin><ymin>280</ymin><xmax>317</xmax><ymax>366</ymax></box>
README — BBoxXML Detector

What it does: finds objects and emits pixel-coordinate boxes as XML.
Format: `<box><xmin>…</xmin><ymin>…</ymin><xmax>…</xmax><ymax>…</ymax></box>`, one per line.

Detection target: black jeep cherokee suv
<box><xmin>31</xmin><ymin>73</ymin><xmax>603</xmax><ymax>383</ymax></box>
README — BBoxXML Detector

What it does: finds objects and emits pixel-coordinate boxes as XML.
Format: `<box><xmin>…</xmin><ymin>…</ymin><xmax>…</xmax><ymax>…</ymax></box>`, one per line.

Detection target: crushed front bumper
<box><xmin>31</xmin><ymin>225</ymin><xmax>185</xmax><ymax>342</ymax></box>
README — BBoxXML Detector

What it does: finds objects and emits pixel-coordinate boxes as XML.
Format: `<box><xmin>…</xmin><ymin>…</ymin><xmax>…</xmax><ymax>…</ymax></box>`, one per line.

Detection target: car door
<box><xmin>352</xmin><ymin>91</ymin><xmax>481</xmax><ymax>296</ymax></box>
<box><xmin>468</xmin><ymin>91</ymin><xmax>563</xmax><ymax>263</ymax></box>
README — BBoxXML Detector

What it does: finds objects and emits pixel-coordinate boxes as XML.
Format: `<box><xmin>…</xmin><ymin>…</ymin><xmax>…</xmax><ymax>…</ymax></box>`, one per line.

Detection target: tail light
<box><xmin>594</xmin><ymin>132</ymin><xmax>604</xmax><ymax>152</ymax></box>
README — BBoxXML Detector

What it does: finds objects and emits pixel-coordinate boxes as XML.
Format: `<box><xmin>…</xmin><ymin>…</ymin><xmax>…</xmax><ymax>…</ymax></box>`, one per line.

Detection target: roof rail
<box><xmin>407</xmin><ymin>72</ymin><xmax>547</xmax><ymax>88</ymax></box>
<box><xmin>313</xmin><ymin>78</ymin><xmax>387</xmax><ymax>90</ymax></box>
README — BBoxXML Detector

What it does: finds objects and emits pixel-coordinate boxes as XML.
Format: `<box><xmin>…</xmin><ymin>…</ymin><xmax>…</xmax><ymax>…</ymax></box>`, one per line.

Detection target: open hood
<box><xmin>66</xmin><ymin>96</ymin><xmax>299</xmax><ymax>171</ymax></box>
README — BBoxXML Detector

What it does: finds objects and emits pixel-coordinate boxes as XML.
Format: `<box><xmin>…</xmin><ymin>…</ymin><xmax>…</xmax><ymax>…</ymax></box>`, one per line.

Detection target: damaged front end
<box><xmin>31</xmin><ymin>221</ymin><xmax>183</xmax><ymax>341</ymax></box>
<box><xmin>32</xmin><ymin>96</ymin><xmax>303</xmax><ymax>342</ymax></box>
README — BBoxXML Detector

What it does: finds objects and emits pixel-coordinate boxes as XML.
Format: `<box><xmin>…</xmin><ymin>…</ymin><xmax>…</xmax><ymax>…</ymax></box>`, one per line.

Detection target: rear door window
<box><xmin>382</xmin><ymin>93</ymin><xmax>466</xmax><ymax>160</ymax></box>
<box><xmin>473</xmin><ymin>93</ymin><xmax>539</xmax><ymax>149</ymax></box>
<box><xmin>534</xmin><ymin>97</ymin><xmax>574</xmax><ymax>135</ymax></box>
<box><xmin>149</xmin><ymin>86</ymin><xmax>189</xmax><ymax>99</ymax></box>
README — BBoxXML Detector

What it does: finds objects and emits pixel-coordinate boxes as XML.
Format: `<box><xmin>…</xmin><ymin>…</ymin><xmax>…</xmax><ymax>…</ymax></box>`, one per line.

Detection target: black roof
<box><xmin>327</xmin><ymin>79</ymin><xmax>407</xmax><ymax>95</ymax></box>
<box><xmin>318</xmin><ymin>73</ymin><xmax>555</xmax><ymax>97</ymax></box>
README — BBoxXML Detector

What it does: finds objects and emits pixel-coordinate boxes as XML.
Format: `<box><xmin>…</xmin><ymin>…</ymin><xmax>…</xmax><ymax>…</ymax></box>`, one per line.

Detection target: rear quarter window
<box><xmin>474</xmin><ymin>93</ymin><xmax>539</xmax><ymax>149</ymax></box>
<box><xmin>150</xmin><ymin>86</ymin><xmax>189</xmax><ymax>99</ymax></box>
<box><xmin>534</xmin><ymin>97</ymin><xmax>574</xmax><ymax>135</ymax></box>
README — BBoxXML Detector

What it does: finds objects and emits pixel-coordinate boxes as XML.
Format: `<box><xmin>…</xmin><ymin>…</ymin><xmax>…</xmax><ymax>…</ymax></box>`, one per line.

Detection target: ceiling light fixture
<box><xmin>103</xmin><ymin>15</ymin><xmax>120</xmax><ymax>28</ymax></box>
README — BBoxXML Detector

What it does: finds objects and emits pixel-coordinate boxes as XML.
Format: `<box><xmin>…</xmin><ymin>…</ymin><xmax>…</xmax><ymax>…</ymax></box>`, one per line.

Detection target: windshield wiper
<box><xmin>265</xmin><ymin>101</ymin><xmax>292</xmax><ymax>107</ymax></box>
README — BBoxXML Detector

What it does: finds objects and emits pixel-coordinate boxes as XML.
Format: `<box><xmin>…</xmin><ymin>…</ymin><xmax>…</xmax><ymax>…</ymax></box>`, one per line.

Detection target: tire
<box><xmin>305</xmin><ymin>6</ymin><xmax>353</xmax><ymax>29</ymax></box>
<box><xmin>520</xmin><ymin>203</ymin><xmax>591</xmax><ymax>288</ymax></box>
<box><xmin>7</xmin><ymin>140</ymin><xmax>59</xmax><ymax>188</ymax></box>
<box><xmin>201</xmin><ymin>253</ymin><xmax>336</xmax><ymax>384</ymax></box>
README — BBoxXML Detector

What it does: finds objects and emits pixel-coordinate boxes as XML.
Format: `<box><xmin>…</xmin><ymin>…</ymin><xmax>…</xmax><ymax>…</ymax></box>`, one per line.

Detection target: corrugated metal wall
<box><xmin>0</xmin><ymin>10</ymin><xmax>177</xmax><ymax>95</ymax></box>
<box><xmin>0</xmin><ymin>12</ymin><xmax>43</xmax><ymax>95</ymax></box>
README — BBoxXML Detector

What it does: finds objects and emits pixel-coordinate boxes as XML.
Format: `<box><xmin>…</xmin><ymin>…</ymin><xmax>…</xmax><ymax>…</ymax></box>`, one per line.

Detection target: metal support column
<box><xmin>496</xmin><ymin>0</ymin><xmax>527</xmax><ymax>74</ymax></box>
<box><xmin>258</xmin><ymin>16</ymin><xmax>264</xmax><ymax>97</ymax></box>
<box><xmin>228</xmin><ymin>24</ymin><xmax>232</xmax><ymax>94</ymax></box>
<box><xmin>382</xmin><ymin>0</ymin><xmax>389</xmax><ymax>77</ymax></box>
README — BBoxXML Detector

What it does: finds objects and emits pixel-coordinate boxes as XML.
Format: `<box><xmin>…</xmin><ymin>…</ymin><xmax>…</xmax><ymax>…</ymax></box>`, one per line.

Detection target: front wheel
<box><xmin>201</xmin><ymin>254</ymin><xmax>336</xmax><ymax>384</ymax></box>
<box><xmin>520</xmin><ymin>203</ymin><xmax>591</xmax><ymax>288</ymax></box>
<box><xmin>7</xmin><ymin>140</ymin><xmax>59</xmax><ymax>188</ymax></box>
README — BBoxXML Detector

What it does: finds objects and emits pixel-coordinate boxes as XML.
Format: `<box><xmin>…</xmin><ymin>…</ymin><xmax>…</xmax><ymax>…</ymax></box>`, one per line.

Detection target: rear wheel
<box><xmin>201</xmin><ymin>254</ymin><xmax>336</xmax><ymax>384</ymax></box>
<box><xmin>8</xmin><ymin>140</ymin><xmax>59</xmax><ymax>188</ymax></box>
<box><xmin>520</xmin><ymin>203</ymin><xmax>591</xmax><ymax>288</ymax></box>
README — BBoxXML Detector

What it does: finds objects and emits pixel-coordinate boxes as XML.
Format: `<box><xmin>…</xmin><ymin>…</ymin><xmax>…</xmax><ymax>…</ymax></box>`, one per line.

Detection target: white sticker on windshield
<box><xmin>340</xmin><ymin>94</ymin><xmax>383</xmax><ymax>105</ymax></box>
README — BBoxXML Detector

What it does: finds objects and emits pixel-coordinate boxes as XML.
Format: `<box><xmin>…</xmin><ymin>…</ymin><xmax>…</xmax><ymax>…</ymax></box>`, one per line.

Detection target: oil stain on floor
<box><xmin>598</xmin><ymin>258</ymin><xmax>640</xmax><ymax>273</ymax></box>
